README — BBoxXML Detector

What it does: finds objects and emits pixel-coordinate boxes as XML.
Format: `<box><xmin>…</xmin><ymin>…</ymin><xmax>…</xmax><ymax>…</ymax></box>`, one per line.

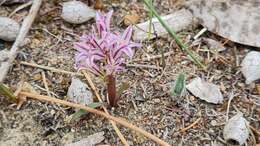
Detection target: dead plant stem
<box><xmin>19</xmin><ymin>91</ymin><xmax>170</xmax><ymax>146</ymax></box>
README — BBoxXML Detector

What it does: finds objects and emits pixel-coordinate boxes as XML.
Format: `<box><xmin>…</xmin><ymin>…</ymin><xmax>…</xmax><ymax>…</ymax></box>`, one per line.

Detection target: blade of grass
<box><xmin>143</xmin><ymin>0</ymin><xmax>205</xmax><ymax>68</ymax></box>
<box><xmin>147</xmin><ymin>0</ymin><xmax>153</xmax><ymax>40</ymax></box>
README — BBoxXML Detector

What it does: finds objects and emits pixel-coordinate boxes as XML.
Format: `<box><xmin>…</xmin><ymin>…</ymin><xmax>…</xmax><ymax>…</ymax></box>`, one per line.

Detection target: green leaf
<box><xmin>147</xmin><ymin>0</ymin><xmax>153</xmax><ymax>40</ymax></box>
<box><xmin>71</xmin><ymin>109</ymin><xmax>87</xmax><ymax>122</ymax></box>
<box><xmin>0</xmin><ymin>83</ymin><xmax>16</xmax><ymax>102</ymax></box>
<box><xmin>70</xmin><ymin>102</ymin><xmax>102</xmax><ymax>122</ymax></box>
<box><xmin>87</xmin><ymin>102</ymin><xmax>102</xmax><ymax>109</ymax></box>
<box><xmin>171</xmin><ymin>73</ymin><xmax>186</xmax><ymax>97</ymax></box>
<box><xmin>143</xmin><ymin>0</ymin><xmax>205</xmax><ymax>68</ymax></box>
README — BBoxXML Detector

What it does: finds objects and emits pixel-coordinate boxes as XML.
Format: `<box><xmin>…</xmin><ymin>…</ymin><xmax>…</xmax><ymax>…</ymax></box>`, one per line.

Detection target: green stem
<box><xmin>143</xmin><ymin>0</ymin><xmax>205</xmax><ymax>68</ymax></box>
<box><xmin>147</xmin><ymin>0</ymin><xmax>153</xmax><ymax>40</ymax></box>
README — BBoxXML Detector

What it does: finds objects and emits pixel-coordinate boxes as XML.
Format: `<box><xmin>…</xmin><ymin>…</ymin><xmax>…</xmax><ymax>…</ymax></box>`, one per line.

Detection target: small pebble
<box><xmin>0</xmin><ymin>17</ymin><xmax>20</xmax><ymax>41</ymax></box>
<box><xmin>61</xmin><ymin>1</ymin><xmax>95</xmax><ymax>24</ymax></box>
<box><xmin>154</xmin><ymin>98</ymin><xmax>160</xmax><ymax>103</ymax></box>
<box><xmin>67</xmin><ymin>78</ymin><xmax>93</xmax><ymax>106</ymax></box>
<box><xmin>210</xmin><ymin>120</ymin><xmax>217</xmax><ymax>126</ymax></box>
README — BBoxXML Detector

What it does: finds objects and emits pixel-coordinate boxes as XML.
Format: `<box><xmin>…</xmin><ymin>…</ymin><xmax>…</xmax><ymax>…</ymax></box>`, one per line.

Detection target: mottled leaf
<box><xmin>70</xmin><ymin>102</ymin><xmax>102</xmax><ymax>122</ymax></box>
<box><xmin>171</xmin><ymin>73</ymin><xmax>186</xmax><ymax>97</ymax></box>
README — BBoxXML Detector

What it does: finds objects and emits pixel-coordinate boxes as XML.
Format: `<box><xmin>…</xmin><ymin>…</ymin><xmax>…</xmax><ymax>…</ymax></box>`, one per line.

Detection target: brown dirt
<box><xmin>0</xmin><ymin>0</ymin><xmax>259</xmax><ymax>146</ymax></box>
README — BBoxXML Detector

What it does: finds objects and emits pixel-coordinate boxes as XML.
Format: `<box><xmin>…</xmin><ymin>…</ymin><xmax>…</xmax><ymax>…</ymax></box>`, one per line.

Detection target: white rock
<box><xmin>0</xmin><ymin>17</ymin><xmax>20</xmax><ymax>41</ymax></box>
<box><xmin>223</xmin><ymin>112</ymin><xmax>249</xmax><ymax>146</ymax></box>
<box><xmin>65</xmin><ymin>131</ymin><xmax>104</xmax><ymax>146</ymax></box>
<box><xmin>186</xmin><ymin>77</ymin><xmax>223</xmax><ymax>104</ymax></box>
<box><xmin>61</xmin><ymin>1</ymin><xmax>95</xmax><ymax>24</ymax></box>
<box><xmin>133</xmin><ymin>9</ymin><xmax>194</xmax><ymax>41</ymax></box>
<box><xmin>187</xmin><ymin>0</ymin><xmax>260</xmax><ymax>47</ymax></box>
<box><xmin>67</xmin><ymin>78</ymin><xmax>93</xmax><ymax>105</ymax></box>
<box><xmin>241</xmin><ymin>51</ymin><xmax>260</xmax><ymax>84</ymax></box>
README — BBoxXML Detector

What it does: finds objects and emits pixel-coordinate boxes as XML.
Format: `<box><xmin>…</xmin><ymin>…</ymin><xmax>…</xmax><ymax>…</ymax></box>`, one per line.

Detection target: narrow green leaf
<box><xmin>171</xmin><ymin>73</ymin><xmax>186</xmax><ymax>97</ymax></box>
<box><xmin>71</xmin><ymin>109</ymin><xmax>87</xmax><ymax>122</ymax></box>
<box><xmin>0</xmin><ymin>83</ymin><xmax>16</xmax><ymax>102</ymax></box>
<box><xmin>70</xmin><ymin>102</ymin><xmax>102</xmax><ymax>122</ymax></box>
<box><xmin>147</xmin><ymin>0</ymin><xmax>153</xmax><ymax>40</ymax></box>
<box><xmin>87</xmin><ymin>102</ymin><xmax>102</xmax><ymax>109</ymax></box>
<box><xmin>143</xmin><ymin>0</ymin><xmax>205</xmax><ymax>68</ymax></box>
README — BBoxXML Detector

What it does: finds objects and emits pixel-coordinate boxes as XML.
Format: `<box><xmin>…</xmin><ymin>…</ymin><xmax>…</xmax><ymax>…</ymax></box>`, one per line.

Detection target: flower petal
<box><xmin>122</xmin><ymin>26</ymin><xmax>133</xmax><ymax>42</ymax></box>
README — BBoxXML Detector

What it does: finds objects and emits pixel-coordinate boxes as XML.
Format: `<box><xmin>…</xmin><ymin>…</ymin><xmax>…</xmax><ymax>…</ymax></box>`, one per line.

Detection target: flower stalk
<box><xmin>107</xmin><ymin>74</ymin><xmax>117</xmax><ymax>107</ymax></box>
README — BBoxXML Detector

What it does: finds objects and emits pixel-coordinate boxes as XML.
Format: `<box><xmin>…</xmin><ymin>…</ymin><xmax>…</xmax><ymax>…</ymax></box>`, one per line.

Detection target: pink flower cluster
<box><xmin>75</xmin><ymin>11</ymin><xmax>140</xmax><ymax>76</ymax></box>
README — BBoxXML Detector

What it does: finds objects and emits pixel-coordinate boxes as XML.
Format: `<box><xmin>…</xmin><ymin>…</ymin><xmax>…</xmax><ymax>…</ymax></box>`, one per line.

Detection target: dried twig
<box><xmin>20</xmin><ymin>61</ymin><xmax>83</xmax><ymax>76</ymax></box>
<box><xmin>179</xmin><ymin>117</ymin><xmax>201</xmax><ymax>133</ymax></box>
<box><xmin>133</xmin><ymin>51</ymin><xmax>174</xmax><ymax>62</ymax></box>
<box><xmin>19</xmin><ymin>91</ymin><xmax>171</xmax><ymax>146</ymax></box>
<box><xmin>0</xmin><ymin>0</ymin><xmax>42</xmax><ymax>83</ymax></box>
<box><xmin>82</xmin><ymin>71</ymin><xmax>129</xmax><ymax>146</ymax></box>
<box><xmin>226</xmin><ymin>91</ymin><xmax>234</xmax><ymax>121</ymax></box>
<box><xmin>193</xmin><ymin>28</ymin><xmax>207</xmax><ymax>40</ymax></box>
<box><xmin>41</xmin><ymin>71</ymin><xmax>51</xmax><ymax>97</ymax></box>
<box><xmin>9</xmin><ymin>1</ymin><xmax>33</xmax><ymax>17</ymax></box>
<box><xmin>0</xmin><ymin>0</ymin><xmax>7</xmax><ymax>6</ymax></box>
<box><xmin>249</xmin><ymin>125</ymin><xmax>260</xmax><ymax>137</ymax></box>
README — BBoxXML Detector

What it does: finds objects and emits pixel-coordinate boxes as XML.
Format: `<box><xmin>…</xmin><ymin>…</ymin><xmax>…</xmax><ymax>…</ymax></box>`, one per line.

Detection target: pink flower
<box><xmin>75</xmin><ymin>11</ymin><xmax>140</xmax><ymax>76</ymax></box>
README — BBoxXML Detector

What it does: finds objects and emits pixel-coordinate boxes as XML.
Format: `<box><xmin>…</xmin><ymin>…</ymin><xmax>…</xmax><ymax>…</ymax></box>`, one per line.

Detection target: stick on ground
<box><xmin>19</xmin><ymin>91</ymin><xmax>171</xmax><ymax>146</ymax></box>
<box><xmin>179</xmin><ymin>117</ymin><xmax>201</xmax><ymax>133</ymax></box>
<box><xmin>20</xmin><ymin>61</ymin><xmax>83</xmax><ymax>76</ymax></box>
<box><xmin>0</xmin><ymin>0</ymin><xmax>42</xmax><ymax>83</ymax></box>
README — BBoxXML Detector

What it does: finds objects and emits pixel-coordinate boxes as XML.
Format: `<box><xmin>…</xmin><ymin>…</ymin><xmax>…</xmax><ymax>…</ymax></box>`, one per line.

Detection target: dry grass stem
<box><xmin>179</xmin><ymin>117</ymin><xmax>201</xmax><ymax>133</ymax></box>
<box><xmin>20</xmin><ymin>61</ymin><xmax>83</xmax><ymax>76</ymax></box>
<box><xmin>41</xmin><ymin>71</ymin><xmax>51</xmax><ymax>97</ymax></box>
<box><xmin>19</xmin><ymin>91</ymin><xmax>171</xmax><ymax>146</ymax></box>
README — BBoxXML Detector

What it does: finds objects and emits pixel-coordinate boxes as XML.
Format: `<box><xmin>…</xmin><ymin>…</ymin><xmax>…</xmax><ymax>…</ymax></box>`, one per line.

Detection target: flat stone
<box><xmin>67</xmin><ymin>78</ymin><xmax>93</xmax><ymax>106</ymax></box>
<box><xmin>0</xmin><ymin>17</ymin><xmax>20</xmax><ymax>41</ymax></box>
<box><xmin>61</xmin><ymin>1</ymin><xmax>95</xmax><ymax>24</ymax></box>
<box><xmin>186</xmin><ymin>77</ymin><xmax>223</xmax><ymax>104</ymax></box>
<box><xmin>133</xmin><ymin>9</ymin><xmax>194</xmax><ymax>41</ymax></box>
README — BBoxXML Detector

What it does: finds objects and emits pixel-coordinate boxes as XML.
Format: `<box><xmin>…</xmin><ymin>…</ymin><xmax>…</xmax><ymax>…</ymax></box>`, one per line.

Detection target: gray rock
<box><xmin>186</xmin><ymin>77</ymin><xmax>223</xmax><ymax>104</ymax></box>
<box><xmin>65</xmin><ymin>131</ymin><xmax>104</xmax><ymax>146</ymax></box>
<box><xmin>0</xmin><ymin>17</ymin><xmax>20</xmax><ymax>41</ymax></box>
<box><xmin>187</xmin><ymin>0</ymin><xmax>260</xmax><ymax>47</ymax></box>
<box><xmin>67</xmin><ymin>78</ymin><xmax>93</xmax><ymax>105</ymax></box>
<box><xmin>133</xmin><ymin>9</ymin><xmax>194</xmax><ymax>41</ymax></box>
<box><xmin>61</xmin><ymin>1</ymin><xmax>95</xmax><ymax>24</ymax></box>
<box><xmin>223</xmin><ymin>112</ymin><xmax>249</xmax><ymax>146</ymax></box>
<box><xmin>241</xmin><ymin>51</ymin><xmax>260</xmax><ymax>84</ymax></box>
